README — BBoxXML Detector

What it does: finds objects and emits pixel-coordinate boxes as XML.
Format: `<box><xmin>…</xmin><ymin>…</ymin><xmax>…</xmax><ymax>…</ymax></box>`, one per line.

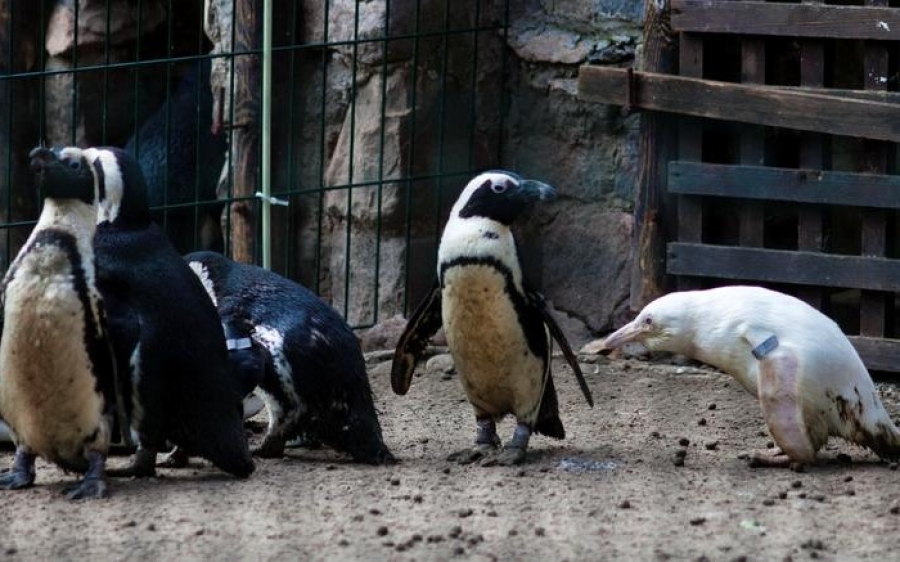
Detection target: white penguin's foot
<box><xmin>0</xmin><ymin>448</ymin><xmax>36</xmax><ymax>490</ymax></box>
<box><xmin>747</xmin><ymin>449</ymin><xmax>807</xmax><ymax>472</ymax></box>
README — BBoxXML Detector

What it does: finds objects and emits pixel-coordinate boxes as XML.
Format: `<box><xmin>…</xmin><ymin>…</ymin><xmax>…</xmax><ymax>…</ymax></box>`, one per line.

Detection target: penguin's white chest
<box><xmin>441</xmin><ymin>264</ymin><xmax>544</xmax><ymax>417</ymax></box>
<box><xmin>0</xmin><ymin>243</ymin><xmax>105</xmax><ymax>464</ymax></box>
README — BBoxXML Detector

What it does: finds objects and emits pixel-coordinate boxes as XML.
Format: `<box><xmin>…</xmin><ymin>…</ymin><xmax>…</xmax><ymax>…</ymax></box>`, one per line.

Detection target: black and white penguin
<box><xmin>125</xmin><ymin>58</ymin><xmax>226</xmax><ymax>254</ymax></box>
<box><xmin>184</xmin><ymin>250</ymin><xmax>396</xmax><ymax>465</ymax></box>
<box><xmin>0</xmin><ymin>146</ymin><xmax>122</xmax><ymax>499</ymax></box>
<box><xmin>392</xmin><ymin>170</ymin><xmax>594</xmax><ymax>465</ymax></box>
<box><xmin>41</xmin><ymin>145</ymin><xmax>253</xmax><ymax>479</ymax></box>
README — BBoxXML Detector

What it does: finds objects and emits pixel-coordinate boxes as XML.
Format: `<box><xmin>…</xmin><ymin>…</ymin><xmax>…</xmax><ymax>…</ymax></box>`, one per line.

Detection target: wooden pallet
<box><xmin>578</xmin><ymin>0</ymin><xmax>900</xmax><ymax>372</ymax></box>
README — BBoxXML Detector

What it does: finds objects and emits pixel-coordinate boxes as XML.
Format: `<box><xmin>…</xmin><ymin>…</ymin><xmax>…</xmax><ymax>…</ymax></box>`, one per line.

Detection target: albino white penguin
<box><xmin>603</xmin><ymin>285</ymin><xmax>900</xmax><ymax>468</ymax></box>
<box><xmin>392</xmin><ymin>170</ymin><xmax>593</xmax><ymax>466</ymax></box>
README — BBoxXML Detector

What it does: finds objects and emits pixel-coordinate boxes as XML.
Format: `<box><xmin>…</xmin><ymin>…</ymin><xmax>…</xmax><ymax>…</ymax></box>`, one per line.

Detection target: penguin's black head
<box><xmin>453</xmin><ymin>170</ymin><xmax>557</xmax><ymax>226</ymax></box>
<box><xmin>31</xmin><ymin>145</ymin><xmax>152</xmax><ymax>227</ymax></box>
<box><xmin>29</xmin><ymin>146</ymin><xmax>96</xmax><ymax>205</ymax></box>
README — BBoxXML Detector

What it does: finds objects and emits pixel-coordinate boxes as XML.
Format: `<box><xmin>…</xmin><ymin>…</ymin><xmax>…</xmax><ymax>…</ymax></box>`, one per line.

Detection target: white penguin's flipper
<box><xmin>754</xmin><ymin>348</ymin><xmax>822</xmax><ymax>468</ymax></box>
<box><xmin>391</xmin><ymin>282</ymin><xmax>443</xmax><ymax>395</ymax></box>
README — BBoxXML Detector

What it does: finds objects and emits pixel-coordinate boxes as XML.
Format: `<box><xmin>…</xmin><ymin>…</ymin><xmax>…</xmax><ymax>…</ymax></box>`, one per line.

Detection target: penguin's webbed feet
<box><xmin>0</xmin><ymin>448</ymin><xmax>36</xmax><ymax>491</ymax></box>
<box><xmin>482</xmin><ymin>423</ymin><xmax>531</xmax><ymax>467</ymax></box>
<box><xmin>446</xmin><ymin>443</ymin><xmax>498</xmax><ymax>465</ymax></box>
<box><xmin>157</xmin><ymin>447</ymin><xmax>190</xmax><ymax>469</ymax></box>
<box><xmin>747</xmin><ymin>448</ymin><xmax>807</xmax><ymax>472</ymax></box>
<box><xmin>63</xmin><ymin>451</ymin><xmax>108</xmax><ymax>500</ymax></box>
<box><xmin>107</xmin><ymin>446</ymin><xmax>158</xmax><ymax>478</ymax></box>
<box><xmin>252</xmin><ymin>434</ymin><xmax>287</xmax><ymax>458</ymax></box>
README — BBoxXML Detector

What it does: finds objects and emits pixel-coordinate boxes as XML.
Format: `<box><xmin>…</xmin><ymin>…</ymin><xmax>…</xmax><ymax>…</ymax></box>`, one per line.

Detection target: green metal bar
<box><xmin>401</xmin><ymin>0</ymin><xmax>422</xmax><ymax>316</ymax></box>
<box><xmin>343</xmin><ymin>0</ymin><xmax>363</xmax><ymax>318</ymax></box>
<box><xmin>261</xmin><ymin>0</ymin><xmax>273</xmax><ymax>269</ymax></box>
<box><xmin>313</xmin><ymin>0</ymin><xmax>331</xmax><ymax>294</ymax></box>
<box><xmin>372</xmin><ymin>0</ymin><xmax>392</xmax><ymax>326</ymax></box>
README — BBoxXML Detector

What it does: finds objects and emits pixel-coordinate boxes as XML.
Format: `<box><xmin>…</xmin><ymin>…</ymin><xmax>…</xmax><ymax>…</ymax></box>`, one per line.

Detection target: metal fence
<box><xmin>0</xmin><ymin>0</ymin><xmax>511</xmax><ymax>328</ymax></box>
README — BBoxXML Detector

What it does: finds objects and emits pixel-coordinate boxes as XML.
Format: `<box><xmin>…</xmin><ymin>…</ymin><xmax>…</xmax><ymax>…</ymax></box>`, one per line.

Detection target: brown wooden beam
<box><xmin>630</xmin><ymin>0</ymin><xmax>677</xmax><ymax>310</ymax></box>
<box><xmin>577</xmin><ymin>66</ymin><xmax>900</xmax><ymax>142</ymax></box>
<box><xmin>671</xmin><ymin>0</ymin><xmax>900</xmax><ymax>40</ymax></box>
<box><xmin>229</xmin><ymin>0</ymin><xmax>261</xmax><ymax>264</ymax></box>
<box><xmin>848</xmin><ymin>336</ymin><xmax>900</xmax><ymax>373</ymax></box>
<box><xmin>668</xmin><ymin>161</ymin><xmax>900</xmax><ymax>209</ymax></box>
<box><xmin>667</xmin><ymin>242</ymin><xmax>900</xmax><ymax>292</ymax></box>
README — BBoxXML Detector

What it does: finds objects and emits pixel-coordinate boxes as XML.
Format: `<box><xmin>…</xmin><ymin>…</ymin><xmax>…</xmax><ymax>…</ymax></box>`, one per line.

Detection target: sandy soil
<box><xmin>1</xmin><ymin>351</ymin><xmax>899</xmax><ymax>561</ymax></box>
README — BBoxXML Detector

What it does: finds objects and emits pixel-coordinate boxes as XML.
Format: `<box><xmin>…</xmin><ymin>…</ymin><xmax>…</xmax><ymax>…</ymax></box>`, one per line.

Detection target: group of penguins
<box><xmin>2</xmin><ymin>145</ymin><xmax>900</xmax><ymax>501</ymax></box>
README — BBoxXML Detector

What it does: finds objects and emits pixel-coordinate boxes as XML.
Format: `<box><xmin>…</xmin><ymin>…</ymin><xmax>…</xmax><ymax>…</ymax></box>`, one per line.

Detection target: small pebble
<box><xmin>889</xmin><ymin>504</ymin><xmax>900</xmax><ymax>515</ymax></box>
<box><xmin>459</xmin><ymin>508</ymin><xmax>473</xmax><ymax>518</ymax></box>
<box><xmin>689</xmin><ymin>517</ymin><xmax>705</xmax><ymax>526</ymax></box>
<box><xmin>846</xmin><ymin>489</ymin><xmax>856</xmax><ymax>496</ymax></box>
<box><xmin>843</xmin><ymin>476</ymin><xmax>853</xmax><ymax>483</ymax></box>
<box><xmin>889</xmin><ymin>463</ymin><xmax>898</xmax><ymax>471</ymax></box>
<box><xmin>508</xmin><ymin>529</ymin><xmax>518</xmax><ymax>536</ymax></box>
<box><xmin>812</xmin><ymin>494</ymin><xmax>826</xmax><ymax>503</ymax></box>
<box><xmin>338</xmin><ymin>539</ymin><xmax>349</xmax><ymax>547</ymax></box>
<box><xmin>427</xmin><ymin>535</ymin><xmax>444</xmax><ymax>543</ymax></box>
<box><xmin>370</xmin><ymin>508</ymin><xmax>382</xmax><ymax>515</ymax></box>
<box><xmin>413</xmin><ymin>494</ymin><xmax>423</xmax><ymax>503</ymax></box>
<box><xmin>487</xmin><ymin>510</ymin><xmax>498</xmax><ymax>517</ymax></box>
<box><xmin>766</xmin><ymin>441</ymin><xmax>775</xmax><ymax>449</ymax></box>
<box><xmin>351</xmin><ymin>515</ymin><xmax>364</xmax><ymax>522</ymax></box>
<box><xmin>534</xmin><ymin>527</ymin><xmax>546</xmax><ymax>537</ymax></box>
<box><xmin>377</xmin><ymin>526</ymin><xmax>389</xmax><ymax>537</ymax></box>
<box><xmin>390</xmin><ymin>477</ymin><xmax>400</xmax><ymax>486</ymax></box>
<box><xmin>698</xmin><ymin>418</ymin><xmax>707</xmax><ymax>426</ymax></box>
<box><xmin>798</xmin><ymin>492</ymin><xmax>807</xmax><ymax>499</ymax></box>
<box><xmin>442</xmin><ymin>467</ymin><xmax>451</xmax><ymax>475</ymax></box>
<box><xmin>675</xmin><ymin>449</ymin><xmax>688</xmax><ymax>458</ymax></box>
<box><xmin>325</xmin><ymin>464</ymin><xmax>336</xmax><ymax>471</ymax></box>
<box><xmin>195</xmin><ymin>529</ymin><xmax>205</xmax><ymax>536</ymax></box>
<box><xmin>453</xmin><ymin>546</ymin><xmax>465</xmax><ymax>556</ymax></box>
<box><xmin>650</xmin><ymin>431</ymin><xmax>661</xmax><ymax>438</ymax></box>
<box><xmin>619</xmin><ymin>500</ymin><xmax>631</xmax><ymax>509</ymax></box>
<box><xmin>147</xmin><ymin>523</ymin><xmax>156</xmax><ymax>532</ymax></box>
<box><xmin>778</xmin><ymin>491</ymin><xmax>788</xmax><ymax>500</ymax></box>
<box><xmin>704</xmin><ymin>441</ymin><xmax>719</xmax><ymax>451</ymax></box>
<box><xmin>678</xmin><ymin>437</ymin><xmax>690</xmax><ymax>447</ymax></box>
<box><xmin>836</xmin><ymin>453</ymin><xmax>852</xmax><ymax>464</ymax></box>
<box><xmin>708</xmin><ymin>403</ymin><xmax>717</xmax><ymax>410</ymax></box>
<box><xmin>449</xmin><ymin>525</ymin><xmax>462</xmax><ymax>538</ymax></box>
<box><xmin>516</xmin><ymin>470</ymin><xmax>527</xmax><ymax>477</ymax></box>
<box><xmin>791</xmin><ymin>480</ymin><xmax>803</xmax><ymax>489</ymax></box>
<box><xmin>673</xmin><ymin>456</ymin><xmax>685</xmax><ymax>467</ymax></box>
<box><xmin>762</xmin><ymin>498</ymin><xmax>775</xmax><ymax>506</ymax></box>
<box><xmin>468</xmin><ymin>534</ymin><xmax>484</xmax><ymax>546</ymax></box>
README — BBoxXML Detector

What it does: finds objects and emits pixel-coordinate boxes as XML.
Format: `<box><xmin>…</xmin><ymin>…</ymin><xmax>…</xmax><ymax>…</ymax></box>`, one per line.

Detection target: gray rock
<box><xmin>425</xmin><ymin>353</ymin><xmax>455</xmax><ymax>374</ymax></box>
<box><xmin>46</xmin><ymin>0</ymin><xmax>167</xmax><ymax>56</ymax></box>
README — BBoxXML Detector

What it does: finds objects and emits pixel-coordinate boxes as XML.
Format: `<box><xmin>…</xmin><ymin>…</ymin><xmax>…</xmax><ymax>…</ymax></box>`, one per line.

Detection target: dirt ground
<box><xmin>1</xmin><ymin>350</ymin><xmax>899</xmax><ymax>561</ymax></box>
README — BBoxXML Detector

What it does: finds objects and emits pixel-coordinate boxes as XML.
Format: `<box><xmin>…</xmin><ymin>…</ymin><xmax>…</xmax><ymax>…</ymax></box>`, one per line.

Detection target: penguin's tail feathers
<box><xmin>858</xmin><ymin>415</ymin><xmax>900</xmax><ymax>463</ymax></box>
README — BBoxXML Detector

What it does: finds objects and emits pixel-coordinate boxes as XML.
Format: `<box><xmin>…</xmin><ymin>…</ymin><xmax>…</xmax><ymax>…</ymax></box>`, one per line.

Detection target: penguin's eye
<box><xmin>67</xmin><ymin>159</ymin><xmax>82</xmax><ymax>171</ymax></box>
<box><xmin>490</xmin><ymin>181</ymin><xmax>510</xmax><ymax>194</ymax></box>
<box><xmin>644</xmin><ymin>316</ymin><xmax>653</xmax><ymax>326</ymax></box>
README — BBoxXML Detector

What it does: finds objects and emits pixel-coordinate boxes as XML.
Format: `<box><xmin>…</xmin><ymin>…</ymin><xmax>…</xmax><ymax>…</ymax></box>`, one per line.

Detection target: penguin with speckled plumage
<box><xmin>392</xmin><ymin>171</ymin><xmax>594</xmax><ymax>465</ymax></box>
<box><xmin>184</xmin><ymin>251</ymin><xmax>395</xmax><ymax>465</ymax></box>
<box><xmin>37</xmin><ymin>145</ymin><xmax>253</xmax><ymax>480</ymax></box>
<box><xmin>0</xmin><ymin>146</ymin><xmax>124</xmax><ymax>499</ymax></box>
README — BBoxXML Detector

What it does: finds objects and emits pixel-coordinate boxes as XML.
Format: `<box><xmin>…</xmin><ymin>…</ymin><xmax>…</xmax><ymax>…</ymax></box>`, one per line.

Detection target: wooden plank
<box><xmin>577</xmin><ymin>66</ymin><xmax>900</xmax><ymax>142</ymax></box>
<box><xmin>668</xmin><ymin>161</ymin><xmax>900</xmax><ymax>209</ymax></box>
<box><xmin>229</xmin><ymin>0</ymin><xmax>262</xmax><ymax>264</ymax></box>
<box><xmin>671</xmin><ymin>0</ymin><xmax>900</xmax><ymax>40</ymax></box>
<box><xmin>630</xmin><ymin>0</ymin><xmax>677</xmax><ymax>310</ymax></box>
<box><xmin>860</xmin><ymin>0</ymin><xmax>891</xmax><ymax>338</ymax></box>
<box><xmin>739</xmin><ymin>35</ymin><xmax>765</xmax><ymax>248</ymax></box>
<box><xmin>797</xmin><ymin>16</ymin><xmax>826</xmax><ymax>310</ymax></box>
<box><xmin>676</xmin><ymin>33</ymin><xmax>703</xmax><ymax>291</ymax></box>
<box><xmin>666</xmin><ymin>242</ymin><xmax>900</xmax><ymax>292</ymax></box>
<box><xmin>848</xmin><ymin>336</ymin><xmax>900</xmax><ymax>373</ymax></box>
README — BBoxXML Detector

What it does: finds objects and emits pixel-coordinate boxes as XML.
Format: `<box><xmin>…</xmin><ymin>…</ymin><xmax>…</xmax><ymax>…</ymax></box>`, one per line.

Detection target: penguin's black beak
<box><xmin>29</xmin><ymin>146</ymin><xmax>57</xmax><ymax>176</ymax></box>
<box><xmin>519</xmin><ymin>179</ymin><xmax>557</xmax><ymax>203</ymax></box>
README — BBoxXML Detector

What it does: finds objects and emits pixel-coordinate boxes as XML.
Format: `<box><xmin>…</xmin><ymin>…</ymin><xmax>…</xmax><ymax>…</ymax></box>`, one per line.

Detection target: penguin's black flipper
<box><xmin>528</xmin><ymin>289</ymin><xmax>594</xmax><ymax>407</ymax></box>
<box><xmin>535</xmin><ymin>374</ymin><xmax>565</xmax><ymax>439</ymax></box>
<box><xmin>391</xmin><ymin>281</ymin><xmax>443</xmax><ymax>395</ymax></box>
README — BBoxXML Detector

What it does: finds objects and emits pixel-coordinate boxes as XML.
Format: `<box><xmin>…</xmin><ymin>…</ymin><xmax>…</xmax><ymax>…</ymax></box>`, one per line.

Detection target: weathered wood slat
<box><xmin>630</xmin><ymin>0</ymin><xmax>677</xmax><ymax>310</ymax></box>
<box><xmin>676</xmin><ymin>33</ymin><xmax>704</xmax><ymax>292</ymax></box>
<box><xmin>739</xmin><ymin>35</ymin><xmax>765</xmax><ymax>248</ymax></box>
<box><xmin>577</xmin><ymin>66</ymin><xmax>900</xmax><ymax>142</ymax></box>
<box><xmin>666</xmin><ymin>242</ymin><xmax>900</xmax><ymax>292</ymax></box>
<box><xmin>848</xmin><ymin>336</ymin><xmax>900</xmax><ymax>373</ymax></box>
<box><xmin>668</xmin><ymin>161</ymin><xmax>900</xmax><ymax>209</ymax></box>
<box><xmin>671</xmin><ymin>0</ymin><xmax>900</xmax><ymax>40</ymax></box>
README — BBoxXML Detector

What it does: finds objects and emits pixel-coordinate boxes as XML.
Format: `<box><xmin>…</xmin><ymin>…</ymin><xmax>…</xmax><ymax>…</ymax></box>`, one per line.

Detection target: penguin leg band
<box><xmin>475</xmin><ymin>418</ymin><xmax>500</xmax><ymax>447</ymax></box>
<box><xmin>507</xmin><ymin>423</ymin><xmax>532</xmax><ymax>451</ymax></box>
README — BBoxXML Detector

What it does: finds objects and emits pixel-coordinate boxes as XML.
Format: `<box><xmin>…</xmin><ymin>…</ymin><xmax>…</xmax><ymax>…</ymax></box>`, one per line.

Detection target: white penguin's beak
<box><xmin>603</xmin><ymin>319</ymin><xmax>648</xmax><ymax>350</ymax></box>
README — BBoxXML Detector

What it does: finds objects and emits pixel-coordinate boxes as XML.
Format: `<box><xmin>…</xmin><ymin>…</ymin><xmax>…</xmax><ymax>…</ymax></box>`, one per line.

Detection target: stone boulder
<box><xmin>46</xmin><ymin>0</ymin><xmax>167</xmax><ymax>56</ymax></box>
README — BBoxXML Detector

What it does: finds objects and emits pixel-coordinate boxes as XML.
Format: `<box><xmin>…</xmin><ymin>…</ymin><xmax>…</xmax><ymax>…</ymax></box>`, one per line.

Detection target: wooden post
<box><xmin>630</xmin><ymin>0</ymin><xmax>677</xmax><ymax>310</ymax></box>
<box><xmin>229</xmin><ymin>0</ymin><xmax>262</xmax><ymax>264</ymax></box>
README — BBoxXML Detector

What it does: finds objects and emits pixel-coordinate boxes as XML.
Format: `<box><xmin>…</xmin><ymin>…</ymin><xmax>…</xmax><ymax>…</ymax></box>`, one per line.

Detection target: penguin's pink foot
<box><xmin>747</xmin><ymin>449</ymin><xmax>806</xmax><ymax>472</ymax></box>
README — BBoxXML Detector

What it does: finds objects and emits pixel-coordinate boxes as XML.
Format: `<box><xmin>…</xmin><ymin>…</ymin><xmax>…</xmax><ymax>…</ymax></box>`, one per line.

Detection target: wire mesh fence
<box><xmin>0</xmin><ymin>0</ymin><xmax>511</xmax><ymax>328</ymax></box>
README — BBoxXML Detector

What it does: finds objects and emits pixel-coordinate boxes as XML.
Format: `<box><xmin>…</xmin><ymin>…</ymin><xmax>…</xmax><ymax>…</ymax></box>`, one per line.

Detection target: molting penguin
<box><xmin>184</xmin><ymin>251</ymin><xmax>395</xmax><ymax>464</ymax></box>
<box><xmin>0</xmin><ymin>146</ymin><xmax>122</xmax><ymax>499</ymax></box>
<box><xmin>603</xmin><ymin>285</ymin><xmax>900</xmax><ymax>468</ymax></box>
<box><xmin>392</xmin><ymin>171</ymin><xmax>594</xmax><ymax>466</ymax></box>
<box><xmin>125</xmin><ymin>58</ymin><xmax>226</xmax><ymax>254</ymax></box>
<box><xmin>45</xmin><ymin>145</ymin><xmax>253</xmax><ymax>479</ymax></box>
